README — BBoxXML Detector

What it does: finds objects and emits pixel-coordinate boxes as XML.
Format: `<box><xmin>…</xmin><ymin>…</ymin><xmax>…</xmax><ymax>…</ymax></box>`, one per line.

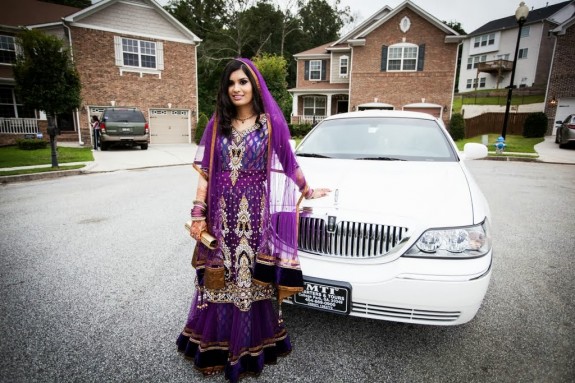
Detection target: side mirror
<box><xmin>462</xmin><ymin>143</ymin><xmax>488</xmax><ymax>160</ymax></box>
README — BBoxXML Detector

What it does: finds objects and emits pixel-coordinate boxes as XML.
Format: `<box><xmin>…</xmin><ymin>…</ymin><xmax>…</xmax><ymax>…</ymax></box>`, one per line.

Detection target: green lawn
<box><xmin>0</xmin><ymin>145</ymin><xmax>93</xmax><ymax>168</ymax></box>
<box><xmin>455</xmin><ymin>134</ymin><xmax>543</xmax><ymax>154</ymax></box>
<box><xmin>452</xmin><ymin>93</ymin><xmax>544</xmax><ymax>114</ymax></box>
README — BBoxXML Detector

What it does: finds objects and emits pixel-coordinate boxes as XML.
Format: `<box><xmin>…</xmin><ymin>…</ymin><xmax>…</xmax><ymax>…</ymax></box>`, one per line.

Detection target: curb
<box><xmin>0</xmin><ymin>169</ymin><xmax>85</xmax><ymax>184</ymax></box>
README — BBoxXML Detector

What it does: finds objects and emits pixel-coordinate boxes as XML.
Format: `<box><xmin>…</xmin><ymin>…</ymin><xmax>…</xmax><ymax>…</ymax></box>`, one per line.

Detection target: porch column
<box><xmin>326</xmin><ymin>94</ymin><xmax>332</xmax><ymax>117</ymax></box>
<box><xmin>292</xmin><ymin>93</ymin><xmax>299</xmax><ymax>116</ymax></box>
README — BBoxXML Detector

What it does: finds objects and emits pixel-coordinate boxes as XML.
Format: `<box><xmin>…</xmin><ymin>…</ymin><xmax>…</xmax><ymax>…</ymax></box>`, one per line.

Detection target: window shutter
<box><xmin>381</xmin><ymin>45</ymin><xmax>388</xmax><ymax>71</ymax></box>
<box><xmin>321</xmin><ymin>60</ymin><xmax>327</xmax><ymax>80</ymax></box>
<box><xmin>156</xmin><ymin>41</ymin><xmax>164</xmax><ymax>70</ymax></box>
<box><xmin>114</xmin><ymin>36</ymin><xmax>123</xmax><ymax>66</ymax></box>
<box><xmin>304</xmin><ymin>61</ymin><xmax>309</xmax><ymax>80</ymax></box>
<box><xmin>417</xmin><ymin>44</ymin><xmax>425</xmax><ymax>71</ymax></box>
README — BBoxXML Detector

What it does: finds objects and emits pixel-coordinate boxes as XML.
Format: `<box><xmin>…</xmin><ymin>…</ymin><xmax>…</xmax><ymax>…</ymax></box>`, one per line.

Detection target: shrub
<box><xmin>289</xmin><ymin>123</ymin><xmax>313</xmax><ymax>138</ymax></box>
<box><xmin>16</xmin><ymin>138</ymin><xmax>48</xmax><ymax>150</ymax></box>
<box><xmin>195</xmin><ymin>113</ymin><xmax>209</xmax><ymax>143</ymax></box>
<box><xmin>449</xmin><ymin>113</ymin><xmax>465</xmax><ymax>141</ymax></box>
<box><xmin>522</xmin><ymin>112</ymin><xmax>548</xmax><ymax>138</ymax></box>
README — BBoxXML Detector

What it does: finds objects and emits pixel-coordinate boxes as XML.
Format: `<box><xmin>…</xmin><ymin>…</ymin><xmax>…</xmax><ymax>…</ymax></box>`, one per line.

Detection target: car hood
<box><xmin>296</xmin><ymin>157</ymin><xmax>474</xmax><ymax>230</ymax></box>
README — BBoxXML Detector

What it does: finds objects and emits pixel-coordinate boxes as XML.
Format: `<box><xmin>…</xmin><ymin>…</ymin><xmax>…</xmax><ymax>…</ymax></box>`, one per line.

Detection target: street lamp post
<box><xmin>501</xmin><ymin>2</ymin><xmax>530</xmax><ymax>139</ymax></box>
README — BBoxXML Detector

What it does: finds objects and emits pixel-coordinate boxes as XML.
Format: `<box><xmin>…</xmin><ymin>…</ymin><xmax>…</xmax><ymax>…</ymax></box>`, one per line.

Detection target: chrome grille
<box><xmin>298</xmin><ymin>217</ymin><xmax>408</xmax><ymax>258</ymax></box>
<box><xmin>352</xmin><ymin>302</ymin><xmax>460</xmax><ymax>323</ymax></box>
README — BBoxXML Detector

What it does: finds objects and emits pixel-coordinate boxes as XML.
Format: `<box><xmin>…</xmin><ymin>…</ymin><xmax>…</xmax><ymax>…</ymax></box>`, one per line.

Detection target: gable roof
<box><xmin>551</xmin><ymin>14</ymin><xmax>575</xmax><ymax>34</ymax></box>
<box><xmin>63</xmin><ymin>0</ymin><xmax>201</xmax><ymax>44</ymax></box>
<box><xmin>0</xmin><ymin>0</ymin><xmax>80</xmax><ymax>28</ymax></box>
<box><xmin>329</xmin><ymin>0</ymin><xmax>461</xmax><ymax>49</ymax></box>
<box><xmin>470</xmin><ymin>0</ymin><xmax>572</xmax><ymax>36</ymax></box>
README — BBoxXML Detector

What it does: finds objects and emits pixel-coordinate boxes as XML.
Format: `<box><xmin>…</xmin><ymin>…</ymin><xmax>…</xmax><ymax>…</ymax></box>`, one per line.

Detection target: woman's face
<box><xmin>228</xmin><ymin>69</ymin><xmax>253</xmax><ymax>109</ymax></box>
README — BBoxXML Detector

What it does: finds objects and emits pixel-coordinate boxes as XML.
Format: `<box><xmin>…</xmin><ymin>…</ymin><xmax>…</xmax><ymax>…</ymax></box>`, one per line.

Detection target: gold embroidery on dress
<box><xmin>234</xmin><ymin>195</ymin><xmax>253</xmax><ymax>238</ymax></box>
<box><xmin>237</xmin><ymin>253</ymin><xmax>252</xmax><ymax>288</ymax></box>
<box><xmin>218</xmin><ymin>196</ymin><xmax>232</xmax><ymax>276</ymax></box>
<box><xmin>228</xmin><ymin>122</ymin><xmax>262</xmax><ymax>186</ymax></box>
<box><xmin>198</xmin><ymin>278</ymin><xmax>275</xmax><ymax>312</ymax></box>
<box><xmin>259</xmin><ymin>189</ymin><xmax>266</xmax><ymax>234</ymax></box>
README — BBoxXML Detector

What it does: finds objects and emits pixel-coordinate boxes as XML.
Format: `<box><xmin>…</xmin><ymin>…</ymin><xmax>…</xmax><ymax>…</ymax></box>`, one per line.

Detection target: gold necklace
<box><xmin>234</xmin><ymin>113</ymin><xmax>256</xmax><ymax>124</ymax></box>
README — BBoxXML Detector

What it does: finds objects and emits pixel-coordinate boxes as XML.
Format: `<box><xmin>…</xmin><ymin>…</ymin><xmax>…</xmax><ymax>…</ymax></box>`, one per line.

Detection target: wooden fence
<box><xmin>464</xmin><ymin>113</ymin><xmax>530</xmax><ymax>137</ymax></box>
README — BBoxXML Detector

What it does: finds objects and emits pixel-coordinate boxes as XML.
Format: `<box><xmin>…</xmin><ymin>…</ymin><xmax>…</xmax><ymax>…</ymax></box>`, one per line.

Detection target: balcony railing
<box><xmin>0</xmin><ymin>118</ymin><xmax>39</xmax><ymax>134</ymax></box>
<box><xmin>477</xmin><ymin>60</ymin><xmax>513</xmax><ymax>74</ymax></box>
<box><xmin>299</xmin><ymin>115</ymin><xmax>327</xmax><ymax>125</ymax></box>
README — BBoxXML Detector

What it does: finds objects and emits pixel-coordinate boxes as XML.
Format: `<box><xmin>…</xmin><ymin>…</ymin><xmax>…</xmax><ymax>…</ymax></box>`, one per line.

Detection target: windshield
<box><xmin>103</xmin><ymin>109</ymin><xmax>146</xmax><ymax>123</ymax></box>
<box><xmin>296</xmin><ymin>117</ymin><xmax>457</xmax><ymax>161</ymax></box>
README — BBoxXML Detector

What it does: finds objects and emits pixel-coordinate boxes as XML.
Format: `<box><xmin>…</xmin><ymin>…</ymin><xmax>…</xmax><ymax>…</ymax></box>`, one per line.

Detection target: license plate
<box><xmin>293</xmin><ymin>277</ymin><xmax>351</xmax><ymax>315</ymax></box>
<box><xmin>122</xmin><ymin>128</ymin><xmax>132</xmax><ymax>132</ymax></box>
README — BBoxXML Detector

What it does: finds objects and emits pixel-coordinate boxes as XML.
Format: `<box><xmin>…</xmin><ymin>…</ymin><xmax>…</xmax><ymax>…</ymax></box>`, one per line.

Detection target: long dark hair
<box><xmin>216</xmin><ymin>59</ymin><xmax>264</xmax><ymax>137</ymax></box>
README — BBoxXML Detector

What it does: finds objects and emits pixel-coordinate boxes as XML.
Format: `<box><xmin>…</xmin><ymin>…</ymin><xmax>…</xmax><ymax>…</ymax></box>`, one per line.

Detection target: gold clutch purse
<box><xmin>185</xmin><ymin>220</ymin><xmax>218</xmax><ymax>250</ymax></box>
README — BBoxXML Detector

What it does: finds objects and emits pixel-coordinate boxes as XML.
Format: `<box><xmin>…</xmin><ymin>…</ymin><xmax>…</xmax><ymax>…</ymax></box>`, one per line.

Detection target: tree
<box><xmin>298</xmin><ymin>0</ymin><xmax>353</xmax><ymax>47</ymax></box>
<box><xmin>443</xmin><ymin>21</ymin><xmax>466</xmax><ymax>35</ymax></box>
<box><xmin>252</xmin><ymin>54</ymin><xmax>291</xmax><ymax>119</ymax></box>
<box><xmin>40</xmin><ymin>0</ymin><xmax>91</xmax><ymax>8</ymax></box>
<box><xmin>13</xmin><ymin>29</ymin><xmax>82</xmax><ymax>167</ymax></box>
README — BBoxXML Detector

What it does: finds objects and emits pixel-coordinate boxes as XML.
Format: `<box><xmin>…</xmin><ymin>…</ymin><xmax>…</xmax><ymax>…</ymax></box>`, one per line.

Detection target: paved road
<box><xmin>0</xmin><ymin>160</ymin><xmax>573</xmax><ymax>382</ymax></box>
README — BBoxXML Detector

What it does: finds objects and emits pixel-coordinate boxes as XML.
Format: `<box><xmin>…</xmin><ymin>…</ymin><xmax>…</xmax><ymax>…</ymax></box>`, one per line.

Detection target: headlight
<box><xmin>404</xmin><ymin>220</ymin><xmax>491</xmax><ymax>258</ymax></box>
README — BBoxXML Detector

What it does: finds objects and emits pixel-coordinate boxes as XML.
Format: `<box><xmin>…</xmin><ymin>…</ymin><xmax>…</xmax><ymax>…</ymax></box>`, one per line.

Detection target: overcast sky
<box><xmin>152</xmin><ymin>0</ymin><xmax>567</xmax><ymax>34</ymax></box>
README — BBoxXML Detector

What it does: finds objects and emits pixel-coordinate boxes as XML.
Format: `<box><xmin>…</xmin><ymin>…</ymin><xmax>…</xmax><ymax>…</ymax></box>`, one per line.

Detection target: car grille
<box><xmin>298</xmin><ymin>217</ymin><xmax>408</xmax><ymax>258</ymax></box>
<box><xmin>352</xmin><ymin>302</ymin><xmax>461</xmax><ymax>323</ymax></box>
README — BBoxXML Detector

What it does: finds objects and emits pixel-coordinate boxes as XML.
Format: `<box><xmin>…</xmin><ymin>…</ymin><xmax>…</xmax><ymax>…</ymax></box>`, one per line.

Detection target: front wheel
<box><xmin>141</xmin><ymin>144</ymin><xmax>148</xmax><ymax>150</ymax></box>
<box><xmin>101</xmin><ymin>142</ymin><xmax>108</xmax><ymax>151</ymax></box>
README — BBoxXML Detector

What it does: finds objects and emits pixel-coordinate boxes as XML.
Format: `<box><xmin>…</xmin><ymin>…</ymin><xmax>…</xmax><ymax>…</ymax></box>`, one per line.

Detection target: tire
<box><xmin>141</xmin><ymin>144</ymin><xmax>148</xmax><ymax>150</ymax></box>
<box><xmin>100</xmin><ymin>142</ymin><xmax>108</xmax><ymax>151</ymax></box>
<box><xmin>555</xmin><ymin>133</ymin><xmax>560</xmax><ymax>144</ymax></box>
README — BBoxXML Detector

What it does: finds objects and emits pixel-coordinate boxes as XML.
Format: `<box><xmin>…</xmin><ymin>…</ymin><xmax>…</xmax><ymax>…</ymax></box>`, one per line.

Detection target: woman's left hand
<box><xmin>308</xmin><ymin>188</ymin><xmax>331</xmax><ymax>199</ymax></box>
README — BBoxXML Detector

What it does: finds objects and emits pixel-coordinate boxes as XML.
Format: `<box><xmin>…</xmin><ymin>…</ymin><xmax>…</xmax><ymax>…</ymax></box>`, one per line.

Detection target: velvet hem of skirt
<box><xmin>176</xmin><ymin>332</ymin><xmax>292</xmax><ymax>383</ymax></box>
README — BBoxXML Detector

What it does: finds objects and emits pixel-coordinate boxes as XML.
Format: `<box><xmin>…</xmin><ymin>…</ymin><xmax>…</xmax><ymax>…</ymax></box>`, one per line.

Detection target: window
<box><xmin>0</xmin><ymin>35</ymin><xmax>16</xmax><ymax>64</ymax></box>
<box><xmin>466</xmin><ymin>77</ymin><xmax>486</xmax><ymax>89</ymax></box>
<box><xmin>518</xmin><ymin>48</ymin><xmax>528</xmax><ymax>59</ymax></box>
<box><xmin>387</xmin><ymin>43</ymin><xmax>418</xmax><ymax>71</ymax></box>
<box><xmin>473</xmin><ymin>33</ymin><xmax>496</xmax><ymax>48</ymax></box>
<box><xmin>309</xmin><ymin>60</ymin><xmax>322</xmax><ymax>80</ymax></box>
<box><xmin>303</xmin><ymin>96</ymin><xmax>326</xmax><ymax>116</ymax></box>
<box><xmin>114</xmin><ymin>36</ymin><xmax>164</xmax><ymax>71</ymax></box>
<box><xmin>520</xmin><ymin>26</ymin><xmax>530</xmax><ymax>38</ymax></box>
<box><xmin>339</xmin><ymin>56</ymin><xmax>349</xmax><ymax>77</ymax></box>
<box><xmin>122</xmin><ymin>38</ymin><xmax>156</xmax><ymax>68</ymax></box>
<box><xmin>467</xmin><ymin>55</ymin><xmax>487</xmax><ymax>70</ymax></box>
<box><xmin>0</xmin><ymin>85</ymin><xmax>34</xmax><ymax>118</ymax></box>
<box><xmin>496</xmin><ymin>53</ymin><xmax>510</xmax><ymax>60</ymax></box>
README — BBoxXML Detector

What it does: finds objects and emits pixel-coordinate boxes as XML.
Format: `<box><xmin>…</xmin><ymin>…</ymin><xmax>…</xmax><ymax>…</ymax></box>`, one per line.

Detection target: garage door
<box><xmin>553</xmin><ymin>97</ymin><xmax>575</xmax><ymax>133</ymax></box>
<box><xmin>149</xmin><ymin>109</ymin><xmax>190</xmax><ymax>144</ymax></box>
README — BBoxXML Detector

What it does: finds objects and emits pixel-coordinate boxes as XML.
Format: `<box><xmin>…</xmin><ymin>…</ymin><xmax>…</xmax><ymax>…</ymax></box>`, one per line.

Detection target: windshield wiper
<box><xmin>296</xmin><ymin>153</ymin><xmax>331</xmax><ymax>158</ymax></box>
<box><xmin>355</xmin><ymin>156</ymin><xmax>406</xmax><ymax>161</ymax></box>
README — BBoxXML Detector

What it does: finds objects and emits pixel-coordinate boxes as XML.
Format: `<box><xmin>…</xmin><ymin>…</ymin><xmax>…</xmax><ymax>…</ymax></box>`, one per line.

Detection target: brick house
<box><xmin>289</xmin><ymin>0</ymin><xmax>462</xmax><ymax>125</ymax></box>
<box><xmin>0</xmin><ymin>0</ymin><xmax>201</xmax><ymax>147</ymax></box>
<box><xmin>544</xmin><ymin>14</ymin><xmax>575</xmax><ymax>134</ymax></box>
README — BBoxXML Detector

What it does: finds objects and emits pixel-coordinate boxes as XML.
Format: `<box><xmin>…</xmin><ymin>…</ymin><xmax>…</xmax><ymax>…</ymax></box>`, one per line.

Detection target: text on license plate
<box><xmin>293</xmin><ymin>278</ymin><xmax>351</xmax><ymax>315</ymax></box>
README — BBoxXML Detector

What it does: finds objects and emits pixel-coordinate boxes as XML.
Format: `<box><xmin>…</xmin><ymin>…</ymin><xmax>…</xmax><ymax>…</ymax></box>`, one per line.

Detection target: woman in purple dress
<box><xmin>177</xmin><ymin>58</ymin><xmax>329</xmax><ymax>382</ymax></box>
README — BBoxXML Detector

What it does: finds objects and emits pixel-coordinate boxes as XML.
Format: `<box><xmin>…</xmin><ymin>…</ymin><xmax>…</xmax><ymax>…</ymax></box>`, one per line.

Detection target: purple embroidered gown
<box><xmin>177</xmin><ymin>115</ymin><xmax>302</xmax><ymax>382</ymax></box>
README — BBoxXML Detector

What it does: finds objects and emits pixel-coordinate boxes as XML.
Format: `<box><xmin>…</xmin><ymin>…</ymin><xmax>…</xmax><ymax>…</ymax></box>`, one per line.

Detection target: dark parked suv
<box><xmin>100</xmin><ymin>107</ymin><xmax>149</xmax><ymax>150</ymax></box>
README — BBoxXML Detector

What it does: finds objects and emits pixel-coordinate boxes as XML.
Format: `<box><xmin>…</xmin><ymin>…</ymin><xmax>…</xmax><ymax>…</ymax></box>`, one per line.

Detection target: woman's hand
<box><xmin>307</xmin><ymin>188</ymin><xmax>331</xmax><ymax>199</ymax></box>
<box><xmin>190</xmin><ymin>220</ymin><xmax>207</xmax><ymax>241</ymax></box>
